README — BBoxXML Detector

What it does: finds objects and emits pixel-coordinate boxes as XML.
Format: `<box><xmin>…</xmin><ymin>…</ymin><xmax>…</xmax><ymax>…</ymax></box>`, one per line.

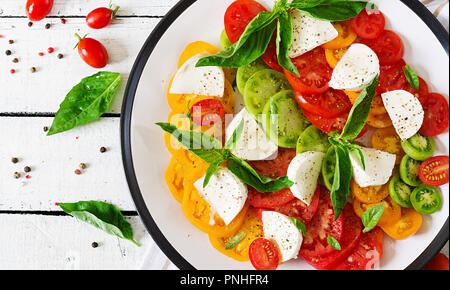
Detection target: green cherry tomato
<box><xmin>400</xmin><ymin>155</ymin><xmax>423</xmax><ymax>187</ymax></box>
<box><xmin>389</xmin><ymin>174</ymin><xmax>413</xmax><ymax>208</ymax></box>
<box><xmin>410</xmin><ymin>184</ymin><xmax>442</xmax><ymax>214</ymax></box>
<box><xmin>401</xmin><ymin>133</ymin><xmax>435</xmax><ymax>161</ymax></box>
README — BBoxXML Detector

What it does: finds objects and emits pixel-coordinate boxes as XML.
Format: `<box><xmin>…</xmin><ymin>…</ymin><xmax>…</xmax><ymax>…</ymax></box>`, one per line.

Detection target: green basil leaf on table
<box><xmin>47</xmin><ymin>72</ymin><xmax>121</xmax><ymax>136</ymax></box>
<box><xmin>290</xmin><ymin>0</ymin><xmax>369</xmax><ymax>21</ymax></box>
<box><xmin>361</xmin><ymin>204</ymin><xmax>386</xmax><ymax>233</ymax></box>
<box><xmin>291</xmin><ymin>217</ymin><xmax>307</xmax><ymax>235</ymax></box>
<box><xmin>327</xmin><ymin>235</ymin><xmax>342</xmax><ymax>251</ymax></box>
<box><xmin>58</xmin><ymin>201</ymin><xmax>139</xmax><ymax>246</ymax></box>
<box><xmin>225</xmin><ymin>231</ymin><xmax>247</xmax><ymax>250</ymax></box>
<box><xmin>403</xmin><ymin>65</ymin><xmax>420</xmax><ymax>91</ymax></box>
<box><xmin>330</xmin><ymin>145</ymin><xmax>352</xmax><ymax>220</ymax></box>
<box><xmin>276</xmin><ymin>11</ymin><xmax>300</xmax><ymax>77</ymax></box>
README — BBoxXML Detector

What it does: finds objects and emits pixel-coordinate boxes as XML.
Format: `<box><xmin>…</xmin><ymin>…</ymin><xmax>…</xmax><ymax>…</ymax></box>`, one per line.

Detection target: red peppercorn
<box><xmin>10</xmin><ymin>69</ymin><xmax>16</xmax><ymax>74</ymax></box>
<box><xmin>38</xmin><ymin>52</ymin><xmax>44</xmax><ymax>56</ymax></box>
<box><xmin>25</xmin><ymin>175</ymin><xmax>31</xmax><ymax>179</ymax></box>
<box><xmin>47</xmin><ymin>47</ymin><xmax>54</xmax><ymax>53</ymax></box>
<box><xmin>61</xmin><ymin>18</ymin><xmax>67</xmax><ymax>24</ymax></box>
<box><xmin>74</xmin><ymin>169</ymin><xmax>82</xmax><ymax>175</ymax></box>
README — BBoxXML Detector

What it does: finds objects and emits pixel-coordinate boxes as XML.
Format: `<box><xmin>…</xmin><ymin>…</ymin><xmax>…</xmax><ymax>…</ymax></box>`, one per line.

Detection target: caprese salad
<box><xmin>157</xmin><ymin>0</ymin><xmax>449</xmax><ymax>270</ymax></box>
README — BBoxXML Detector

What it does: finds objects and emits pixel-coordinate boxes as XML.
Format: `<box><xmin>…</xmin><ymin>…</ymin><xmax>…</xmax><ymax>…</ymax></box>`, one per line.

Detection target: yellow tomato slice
<box><xmin>367</xmin><ymin>113</ymin><xmax>393</xmax><ymax>129</ymax></box>
<box><xmin>372</xmin><ymin>126</ymin><xmax>405</xmax><ymax>165</ymax></box>
<box><xmin>178</xmin><ymin>41</ymin><xmax>220</xmax><ymax>68</ymax></box>
<box><xmin>353</xmin><ymin>197</ymin><xmax>402</xmax><ymax>227</ymax></box>
<box><xmin>381</xmin><ymin>208</ymin><xmax>423</xmax><ymax>240</ymax></box>
<box><xmin>352</xmin><ymin>179</ymin><xmax>390</xmax><ymax>204</ymax></box>
<box><xmin>322</xmin><ymin>21</ymin><xmax>357</xmax><ymax>50</ymax></box>
<box><xmin>325</xmin><ymin>47</ymin><xmax>348</xmax><ymax>69</ymax></box>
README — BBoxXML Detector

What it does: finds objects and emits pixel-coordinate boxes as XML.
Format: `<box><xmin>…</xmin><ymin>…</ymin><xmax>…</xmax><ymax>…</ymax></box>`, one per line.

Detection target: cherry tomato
<box><xmin>86</xmin><ymin>5</ymin><xmax>120</xmax><ymax>29</ymax></box>
<box><xmin>224</xmin><ymin>0</ymin><xmax>267</xmax><ymax>43</ymax></box>
<box><xmin>274</xmin><ymin>185</ymin><xmax>321</xmax><ymax>224</ymax></box>
<box><xmin>295</xmin><ymin>89</ymin><xmax>352</xmax><ymax>118</ymax></box>
<box><xmin>362</xmin><ymin>30</ymin><xmax>404</xmax><ymax>66</ymax></box>
<box><xmin>371</xmin><ymin>126</ymin><xmax>405</xmax><ymax>164</ymax></box>
<box><xmin>322</xmin><ymin>21</ymin><xmax>357</xmax><ymax>50</ymax></box>
<box><xmin>350</xmin><ymin>9</ymin><xmax>386</xmax><ymax>40</ymax></box>
<box><xmin>26</xmin><ymin>0</ymin><xmax>53</xmax><ymax>21</ymax></box>
<box><xmin>381</xmin><ymin>208</ymin><xmax>422</xmax><ymax>240</ymax></box>
<box><xmin>419</xmin><ymin>156</ymin><xmax>449</xmax><ymax>187</ymax></box>
<box><xmin>261</xmin><ymin>37</ymin><xmax>283</xmax><ymax>71</ymax></box>
<box><xmin>420</xmin><ymin>93</ymin><xmax>450</xmax><ymax>137</ymax></box>
<box><xmin>285</xmin><ymin>47</ymin><xmax>332</xmax><ymax>95</ymax></box>
<box><xmin>75</xmin><ymin>34</ymin><xmax>109</xmax><ymax>68</ymax></box>
<box><xmin>376</xmin><ymin>59</ymin><xmax>407</xmax><ymax>95</ymax></box>
<box><xmin>367</xmin><ymin>112</ymin><xmax>393</xmax><ymax>129</ymax></box>
<box><xmin>425</xmin><ymin>253</ymin><xmax>450</xmax><ymax>270</ymax></box>
<box><xmin>190</xmin><ymin>99</ymin><xmax>225</xmax><ymax>127</ymax></box>
<box><xmin>249</xmin><ymin>238</ymin><xmax>280</xmax><ymax>270</ymax></box>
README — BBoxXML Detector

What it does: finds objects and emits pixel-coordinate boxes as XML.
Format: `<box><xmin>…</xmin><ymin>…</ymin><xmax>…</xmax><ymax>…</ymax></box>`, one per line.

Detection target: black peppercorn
<box><xmin>11</xmin><ymin>157</ymin><xmax>19</xmax><ymax>164</ymax></box>
<box><xmin>30</xmin><ymin>67</ymin><xmax>37</xmax><ymax>73</ymax></box>
<box><xmin>91</xmin><ymin>242</ymin><xmax>99</xmax><ymax>248</ymax></box>
<box><xmin>24</xmin><ymin>166</ymin><xmax>31</xmax><ymax>173</ymax></box>
<box><xmin>43</xmin><ymin>126</ymin><xmax>49</xmax><ymax>132</ymax></box>
<box><xmin>28</xmin><ymin>22</ymin><xmax>33</xmax><ymax>27</ymax></box>
<box><xmin>9</xmin><ymin>40</ymin><xmax>14</xmax><ymax>44</ymax></box>
<box><xmin>14</xmin><ymin>172</ymin><xmax>21</xmax><ymax>179</ymax></box>
<box><xmin>100</xmin><ymin>147</ymin><xmax>107</xmax><ymax>153</ymax></box>
<box><xmin>57</xmin><ymin>53</ymin><xmax>64</xmax><ymax>59</ymax></box>
<box><xmin>5</xmin><ymin>50</ymin><xmax>12</xmax><ymax>56</ymax></box>
<box><xmin>45</xmin><ymin>23</ymin><xmax>51</xmax><ymax>29</ymax></box>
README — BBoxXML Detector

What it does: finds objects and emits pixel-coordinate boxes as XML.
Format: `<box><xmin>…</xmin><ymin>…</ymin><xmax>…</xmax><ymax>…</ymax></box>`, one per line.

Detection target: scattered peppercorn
<box><xmin>91</xmin><ymin>242</ymin><xmax>99</xmax><ymax>248</ymax></box>
<box><xmin>5</xmin><ymin>50</ymin><xmax>11</xmax><ymax>56</ymax></box>
<box><xmin>47</xmin><ymin>47</ymin><xmax>54</xmax><ymax>54</ymax></box>
<box><xmin>100</xmin><ymin>147</ymin><xmax>107</xmax><ymax>153</ymax></box>
<box><xmin>25</xmin><ymin>175</ymin><xmax>31</xmax><ymax>179</ymax></box>
<box><xmin>10</xmin><ymin>69</ymin><xmax>16</xmax><ymax>74</ymax></box>
<box><xmin>57</xmin><ymin>53</ymin><xmax>64</xmax><ymax>59</ymax></box>
<box><xmin>12</xmin><ymin>58</ymin><xmax>19</xmax><ymax>63</ymax></box>
<box><xmin>8</xmin><ymin>40</ymin><xmax>14</xmax><ymax>44</ymax></box>
<box><xmin>14</xmin><ymin>172</ymin><xmax>21</xmax><ymax>179</ymax></box>
<box><xmin>61</xmin><ymin>18</ymin><xmax>67</xmax><ymax>24</ymax></box>
<box><xmin>74</xmin><ymin>169</ymin><xmax>82</xmax><ymax>175</ymax></box>
<box><xmin>43</xmin><ymin>126</ymin><xmax>49</xmax><ymax>132</ymax></box>
<box><xmin>11</xmin><ymin>157</ymin><xmax>19</xmax><ymax>164</ymax></box>
<box><xmin>24</xmin><ymin>166</ymin><xmax>31</xmax><ymax>173</ymax></box>
<box><xmin>45</xmin><ymin>23</ymin><xmax>51</xmax><ymax>29</ymax></box>
<box><xmin>30</xmin><ymin>67</ymin><xmax>37</xmax><ymax>73</ymax></box>
<box><xmin>79</xmin><ymin>163</ymin><xmax>87</xmax><ymax>169</ymax></box>
<box><xmin>28</xmin><ymin>22</ymin><xmax>33</xmax><ymax>27</ymax></box>
<box><xmin>38</xmin><ymin>52</ymin><xmax>44</xmax><ymax>56</ymax></box>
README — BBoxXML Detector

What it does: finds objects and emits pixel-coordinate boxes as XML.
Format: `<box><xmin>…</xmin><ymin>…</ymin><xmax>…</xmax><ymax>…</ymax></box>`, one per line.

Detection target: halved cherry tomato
<box><xmin>367</xmin><ymin>113</ymin><xmax>393</xmax><ymax>129</ymax></box>
<box><xmin>322</xmin><ymin>21</ymin><xmax>357</xmax><ymax>50</ymax></box>
<box><xmin>419</xmin><ymin>156</ymin><xmax>449</xmax><ymax>187</ymax></box>
<box><xmin>295</xmin><ymin>89</ymin><xmax>352</xmax><ymax>118</ymax></box>
<box><xmin>376</xmin><ymin>60</ymin><xmax>407</xmax><ymax>94</ymax></box>
<box><xmin>381</xmin><ymin>208</ymin><xmax>423</xmax><ymax>240</ymax></box>
<box><xmin>420</xmin><ymin>93</ymin><xmax>450</xmax><ymax>137</ymax></box>
<box><xmin>75</xmin><ymin>34</ymin><xmax>109</xmax><ymax>68</ymax></box>
<box><xmin>285</xmin><ymin>47</ymin><xmax>332</xmax><ymax>95</ymax></box>
<box><xmin>190</xmin><ymin>99</ymin><xmax>225</xmax><ymax>126</ymax></box>
<box><xmin>249</xmin><ymin>238</ymin><xmax>280</xmax><ymax>270</ymax></box>
<box><xmin>86</xmin><ymin>5</ymin><xmax>119</xmax><ymax>29</ymax></box>
<box><xmin>403</xmin><ymin>77</ymin><xmax>430</xmax><ymax>104</ymax></box>
<box><xmin>352</xmin><ymin>179</ymin><xmax>390</xmax><ymax>204</ymax></box>
<box><xmin>362</xmin><ymin>30</ymin><xmax>404</xmax><ymax>66</ymax></box>
<box><xmin>350</xmin><ymin>9</ymin><xmax>385</xmax><ymax>40</ymax></box>
<box><xmin>372</xmin><ymin>126</ymin><xmax>405</xmax><ymax>164</ymax></box>
<box><xmin>274</xmin><ymin>185</ymin><xmax>321</xmax><ymax>224</ymax></box>
<box><xmin>425</xmin><ymin>253</ymin><xmax>450</xmax><ymax>270</ymax></box>
<box><xmin>224</xmin><ymin>0</ymin><xmax>267</xmax><ymax>43</ymax></box>
<box><xmin>261</xmin><ymin>37</ymin><xmax>283</xmax><ymax>71</ymax></box>
<box><xmin>26</xmin><ymin>0</ymin><xmax>53</xmax><ymax>21</ymax></box>
<box><xmin>353</xmin><ymin>197</ymin><xmax>402</xmax><ymax>227</ymax></box>
<box><xmin>325</xmin><ymin>48</ymin><xmax>348</xmax><ymax>69</ymax></box>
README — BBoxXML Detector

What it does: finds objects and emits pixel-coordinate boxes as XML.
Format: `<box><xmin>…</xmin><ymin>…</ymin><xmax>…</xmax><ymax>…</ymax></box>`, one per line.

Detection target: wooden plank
<box><xmin>0</xmin><ymin>214</ymin><xmax>173</xmax><ymax>270</ymax></box>
<box><xmin>0</xmin><ymin>117</ymin><xmax>136</xmax><ymax>211</ymax></box>
<box><xmin>0</xmin><ymin>17</ymin><xmax>159</xmax><ymax>113</ymax></box>
<box><xmin>0</xmin><ymin>0</ymin><xmax>177</xmax><ymax>17</ymax></box>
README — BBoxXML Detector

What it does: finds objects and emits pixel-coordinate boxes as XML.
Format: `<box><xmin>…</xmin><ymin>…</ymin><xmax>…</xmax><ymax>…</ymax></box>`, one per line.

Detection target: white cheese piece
<box><xmin>194</xmin><ymin>168</ymin><xmax>248</xmax><ymax>226</ymax></box>
<box><xmin>329</xmin><ymin>43</ymin><xmax>380</xmax><ymax>91</ymax></box>
<box><xmin>287</xmin><ymin>151</ymin><xmax>325</xmax><ymax>205</ymax></box>
<box><xmin>381</xmin><ymin>90</ymin><xmax>425</xmax><ymax>140</ymax></box>
<box><xmin>169</xmin><ymin>52</ymin><xmax>225</xmax><ymax>97</ymax></box>
<box><xmin>288</xmin><ymin>10</ymin><xmax>338</xmax><ymax>58</ymax></box>
<box><xmin>262</xmin><ymin>211</ymin><xmax>303</xmax><ymax>263</ymax></box>
<box><xmin>350</xmin><ymin>147</ymin><xmax>396</xmax><ymax>187</ymax></box>
<box><xmin>225</xmin><ymin>108</ymin><xmax>278</xmax><ymax>161</ymax></box>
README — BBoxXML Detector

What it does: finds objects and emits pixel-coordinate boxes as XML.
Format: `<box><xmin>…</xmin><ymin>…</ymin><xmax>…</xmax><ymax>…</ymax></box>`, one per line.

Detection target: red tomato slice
<box><xmin>420</xmin><ymin>93</ymin><xmax>450</xmax><ymax>137</ymax></box>
<box><xmin>419</xmin><ymin>156</ymin><xmax>449</xmax><ymax>187</ymax></box>
<box><xmin>249</xmin><ymin>238</ymin><xmax>280</xmax><ymax>270</ymax></box>
<box><xmin>261</xmin><ymin>37</ymin><xmax>283</xmax><ymax>72</ymax></box>
<box><xmin>274</xmin><ymin>185</ymin><xmax>321</xmax><ymax>224</ymax></box>
<box><xmin>303</xmin><ymin>204</ymin><xmax>363</xmax><ymax>270</ymax></box>
<box><xmin>425</xmin><ymin>253</ymin><xmax>450</xmax><ymax>270</ymax></box>
<box><xmin>285</xmin><ymin>47</ymin><xmax>332</xmax><ymax>95</ymax></box>
<box><xmin>248</xmin><ymin>149</ymin><xmax>297</xmax><ymax>209</ymax></box>
<box><xmin>224</xmin><ymin>0</ymin><xmax>267</xmax><ymax>44</ymax></box>
<box><xmin>362</xmin><ymin>30</ymin><xmax>404</xmax><ymax>66</ymax></box>
<box><xmin>299</xmin><ymin>186</ymin><xmax>345</xmax><ymax>259</ymax></box>
<box><xmin>403</xmin><ymin>77</ymin><xmax>430</xmax><ymax>104</ymax></box>
<box><xmin>190</xmin><ymin>99</ymin><xmax>225</xmax><ymax>126</ymax></box>
<box><xmin>295</xmin><ymin>89</ymin><xmax>353</xmax><ymax>118</ymax></box>
<box><xmin>333</xmin><ymin>227</ymin><xmax>384</xmax><ymax>270</ymax></box>
<box><xmin>376</xmin><ymin>59</ymin><xmax>407</xmax><ymax>95</ymax></box>
<box><xmin>350</xmin><ymin>9</ymin><xmax>385</xmax><ymax>40</ymax></box>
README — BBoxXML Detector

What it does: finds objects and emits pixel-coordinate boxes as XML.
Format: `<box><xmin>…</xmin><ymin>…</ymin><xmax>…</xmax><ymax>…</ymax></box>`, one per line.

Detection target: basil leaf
<box><xmin>291</xmin><ymin>0</ymin><xmax>369</xmax><ymax>21</ymax></box>
<box><xmin>291</xmin><ymin>217</ymin><xmax>307</xmax><ymax>235</ymax></box>
<box><xmin>327</xmin><ymin>235</ymin><xmax>342</xmax><ymax>251</ymax></box>
<box><xmin>340</xmin><ymin>75</ymin><xmax>378</xmax><ymax>141</ymax></box>
<box><xmin>225</xmin><ymin>231</ymin><xmax>247</xmax><ymax>250</ymax></box>
<box><xmin>361</xmin><ymin>204</ymin><xmax>385</xmax><ymax>233</ymax></box>
<box><xmin>48</xmin><ymin>72</ymin><xmax>121</xmax><ymax>136</ymax></box>
<box><xmin>276</xmin><ymin>11</ymin><xmax>299</xmax><ymax>77</ymax></box>
<box><xmin>58</xmin><ymin>201</ymin><xmax>139</xmax><ymax>246</ymax></box>
<box><xmin>349</xmin><ymin>144</ymin><xmax>366</xmax><ymax>171</ymax></box>
<box><xmin>228</xmin><ymin>158</ymin><xmax>294</xmax><ymax>193</ymax></box>
<box><xmin>224</xmin><ymin>119</ymin><xmax>245</xmax><ymax>151</ymax></box>
<box><xmin>196</xmin><ymin>12</ymin><xmax>278</xmax><ymax>68</ymax></box>
<box><xmin>203</xmin><ymin>160</ymin><xmax>225</xmax><ymax>188</ymax></box>
<box><xmin>330</xmin><ymin>145</ymin><xmax>352</xmax><ymax>220</ymax></box>
<box><xmin>403</xmin><ymin>65</ymin><xmax>420</xmax><ymax>91</ymax></box>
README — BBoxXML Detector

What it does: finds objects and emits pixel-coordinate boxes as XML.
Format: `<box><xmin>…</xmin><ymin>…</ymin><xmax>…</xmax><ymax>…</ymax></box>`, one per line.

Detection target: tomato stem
<box><xmin>73</xmin><ymin>33</ymin><xmax>88</xmax><ymax>49</ymax></box>
<box><xmin>111</xmin><ymin>6</ymin><xmax>120</xmax><ymax>19</ymax></box>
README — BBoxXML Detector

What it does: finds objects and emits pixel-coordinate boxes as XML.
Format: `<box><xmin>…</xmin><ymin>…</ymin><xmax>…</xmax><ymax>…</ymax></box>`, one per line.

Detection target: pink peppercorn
<box><xmin>10</xmin><ymin>69</ymin><xmax>16</xmax><ymax>74</ymax></box>
<box><xmin>47</xmin><ymin>47</ymin><xmax>54</xmax><ymax>53</ymax></box>
<box><xmin>38</xmin><ymin>52</ymin><xmax>44</xmax><ymax>56</ymax></box>
<box><xmin>75</xmin><ymin>169</ymin><xmax>82</xmax><ymax>175</ymax></box>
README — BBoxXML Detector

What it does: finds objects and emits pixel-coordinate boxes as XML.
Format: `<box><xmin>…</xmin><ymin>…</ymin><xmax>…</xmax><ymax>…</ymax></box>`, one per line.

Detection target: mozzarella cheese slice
<box><xmin>194</xmin><ymin>167</ymin><xmax>248</xmax><ymax>226</ymax></box>
<box><xmin>287</xmin><ymin>151</ymin><xmax>325</xmax><ymax>205</ymax></box>
<box><xmin>288</xmin><ymin>10</ymin><xmax>338</xmax><ymax>58</ymax></box>
<box><xmin>329</xmin><ymin>43</ymin><xmax>380</xmax><ymax>91</ymax></box>
<box><xmin>225</xmin><ymin>108</ymin><xmax>278</xmax><ymax>161</ymax></box>
<box><xmin>262</xmin><ymin>211</ymin><xmax>303</xmax><ymax>263</ymax></box>
<box><xmin>381</xmin><ymin>90</ymin><xmax>424</xmax><ymax>140</ymax></box>
<box><xmin>350</xmin><ymin>147</ymin><xmax>396</xmax><ymax>187</ymax></box>
<box><xmin>169</xmin><ymin>52</ymin><xmax>225</xmax><ymax>97</ymax></box>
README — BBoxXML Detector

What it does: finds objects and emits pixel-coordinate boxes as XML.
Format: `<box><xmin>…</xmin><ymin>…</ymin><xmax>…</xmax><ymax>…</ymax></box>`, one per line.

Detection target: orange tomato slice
<box><xmin>178</xmin><ymin>41</ymin><xmax>220</xmax><ymax>68</ymax></box>
<box><xmin>346</xmin><ymin>92</ymin><xmax>387</xmax><ymax>116</ymax></box>
<box><xmin>381</xmin><ymin>208</ymin><xmax>423</xmax><ymax>240</ymax></box>
<box><xmin>372</xmin><ymin>126</ymin><xmax>405</xmax><ymax>165</ymax></box>
<box><xmin>367</xmin><ymin>113</ymin><xmax>393</xmax><ymax>129</ymax></box>
<box><xmin>322</xmin><ymin>21</ymin><xmax>357</xmax><ymax>50</ymax></box>
<box><xmin>353</xmin><ymin>197</ymin><xmax>402</xmax><ymax>227</ymax></box>
<box><xmin>325</xmin><ymin>47</ymin><xmax>348</xmax><ymax>69</ymax></box>
<box><xmin>352</xmin><ymin>179</ymin><xmax>390</xmax><ymax>204</ymax></box>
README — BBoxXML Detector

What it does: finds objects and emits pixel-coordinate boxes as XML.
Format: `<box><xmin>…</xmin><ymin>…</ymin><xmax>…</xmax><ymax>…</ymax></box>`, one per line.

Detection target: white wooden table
<box><xmin>0</xmin><ymin>0</ymin><xmax>448</xmax><ymax>270</ymax></box>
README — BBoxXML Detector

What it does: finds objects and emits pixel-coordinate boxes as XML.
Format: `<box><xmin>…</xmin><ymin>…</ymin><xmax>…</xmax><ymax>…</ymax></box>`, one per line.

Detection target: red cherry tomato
<box><xmin>249</xmin><ymin>238</ymin><xmax>280</xmax><ymax>270</ymax></box>
<box><xmin>420</xmin><ymin>93</ymin><xmax>450</xmax><ymax>137</ymax></box>
<box><xmin>376</xmin><ymin>59</ymin><xmax>407</xmax><ymax>95</ymax></box>
<box><xmin>285</xmin><ymin>47</ymin><xmax>332</xmax><ymax>95</ymax></box>
<box><xmin>261</xmin><ymin>37</ymin><xmax>283</xmax><ymax>71</ymax></box>
<box><xmin>26</xmin><ymin>0</ymin><xmax>53</xmax><ymax>21</ymax></box>
<box><xmin>224</xmin><ymin>0</ymin><xmax>267</xmax><ymax>44</ymax></box>
<box><xmin>403</xmin><ymin>76</ymin><xmax>430</xmax><ymax>104</ymax></box>
<box><xmin>425</xmin><ymin>253</ymin><xmax>450</xmax><ymax>270</ymax></box>
<box><xmin>190</xmin><ymin>99</ymin><xmax>225</xmax><ymax>126</ymax></box>
<box><xmin>419</xmin><ymin>156</ymin><xmax>449</xmax><ymax>187</ymax></box>
<box><xmin>350</xmin><ymin>9</ymin><xmax>385</xmax><ymax>40</ymax></box>
<box><xmin>295</xmin><ymin>89</ymin><xmax>353</xmax><ymax>118</ymax></box>
<box><xmin>362</xmin><ymin>30</ymin><xmax>404</xmax><ymax>66</ymax></box>
<box><xmin>75</xmin><ymin>34</ymin><xmax>109</xmax><ymax>68</ymax></box>
<box><xmin>86</xmin><ymin>6</ymin><xmax>120</xmax><ymax>29</ymax></box>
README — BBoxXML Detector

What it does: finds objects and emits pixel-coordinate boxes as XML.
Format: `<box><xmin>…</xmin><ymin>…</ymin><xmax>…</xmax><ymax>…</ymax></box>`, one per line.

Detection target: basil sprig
<box><xmin>58</xmin><ymin>201</ymin><xmax>139</xmax><ymax>246</ymax></box>
<box><xmin>197</xmin><ymin>0</ymin><xmax>370</xmax><ymax>76</ymax></box>
<box><xmin>403</xmin><ymin>65</ymin><xmax>420</xmax><ymax>91</ymax></box>
<box><xmin>361</xmin><ymin>204</ymin><xmax>386</xmax><ymax>233</ymax></box>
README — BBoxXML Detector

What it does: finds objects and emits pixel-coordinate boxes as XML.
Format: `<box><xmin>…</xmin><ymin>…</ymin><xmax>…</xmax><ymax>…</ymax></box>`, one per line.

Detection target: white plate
<box><xmin>121</xmin><ymin>0</ymin><xmax>449</xmax><ymax>270</ymax></box>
